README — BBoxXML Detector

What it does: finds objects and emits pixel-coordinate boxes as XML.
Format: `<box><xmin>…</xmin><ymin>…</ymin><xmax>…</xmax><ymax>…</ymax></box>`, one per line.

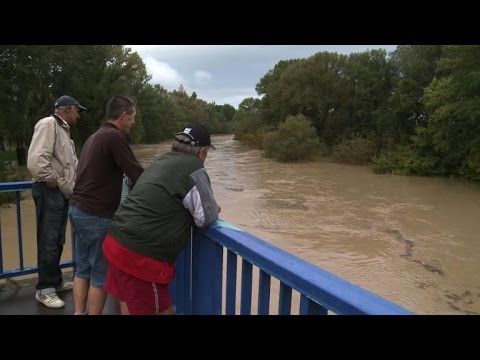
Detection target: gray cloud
<box><xmin>193</xmin><ymin>70</ymin><xmax>212</xmax><ymax>86</ymax></box>
<box><xmin>128</xmin><ymin>45</ymin><xmax>396</xmax><ymax>108</ymax></box>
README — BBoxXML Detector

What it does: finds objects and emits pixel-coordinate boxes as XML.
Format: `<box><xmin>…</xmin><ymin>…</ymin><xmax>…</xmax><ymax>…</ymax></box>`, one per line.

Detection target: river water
<box><xmin>2</xmin><ymin>134</ymin><xmax>479</xmax><ymax>314</ymax></box>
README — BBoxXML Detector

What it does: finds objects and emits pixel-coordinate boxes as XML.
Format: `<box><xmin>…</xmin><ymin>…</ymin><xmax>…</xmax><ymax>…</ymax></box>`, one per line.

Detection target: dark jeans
<box><xmin>31</xmin><ymin>182</ymin><xmax>69</xmax><ymax>290</ymax></box>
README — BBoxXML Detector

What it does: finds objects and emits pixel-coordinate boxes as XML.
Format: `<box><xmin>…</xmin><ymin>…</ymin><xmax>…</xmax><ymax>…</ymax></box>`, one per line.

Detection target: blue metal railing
<box><xmin>171</xmin><ymin>221</ymin><xmax>412</xmax><ymax>315</ymax></box>
<box><xmin>0</xmin><ymin>181</ymin><xmax>413</xmax><ymax>315</ymax></box>
<box><xmin>0</xmin><ymin>181</ymin><xmax>74</xmax><ymax>279</ymax></box>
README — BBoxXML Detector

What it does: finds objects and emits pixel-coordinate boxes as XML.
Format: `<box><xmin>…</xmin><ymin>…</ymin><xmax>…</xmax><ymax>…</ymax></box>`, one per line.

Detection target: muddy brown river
<box><xmin>2</xmin><ymin>134</ymin><xmax>479</xmax><ymax>314</ymax></box>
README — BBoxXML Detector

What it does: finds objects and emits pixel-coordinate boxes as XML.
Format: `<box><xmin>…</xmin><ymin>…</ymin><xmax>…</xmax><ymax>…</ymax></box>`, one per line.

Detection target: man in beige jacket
<box><xmin>27</xmin><ymin>95</ymin><xmax>86</xmax><ymax>308</ymax></box>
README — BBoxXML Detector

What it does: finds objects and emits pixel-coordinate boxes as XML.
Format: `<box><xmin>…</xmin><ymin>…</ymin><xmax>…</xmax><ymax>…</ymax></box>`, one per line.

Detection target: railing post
<box><xmin>191</xmin><ymin>230</ymin><xmax>223</xmax><ymax>314</ymax></box>
<box><xmin>300</xmin><ymin>295</ymin><xmax>328</xmax><ymax>315</ymax></box>
<box><xmin>0</xmin><ymin>214</ymin><xmax>3</xmax><ymax>274</ymax></box>
<box><xmin>16</xmin><ymin>191</ymin><xmax>24</xmax><ymax>270</ymax></box>
<box><xmin>173</xmin><ymin>239</ymin><xmax>192</xmax><ymax>315</ymax></box>
<box><xmin>225</xmin><ymin>250</ymin><xmax>237</xmax><ymax>315</ymax></box>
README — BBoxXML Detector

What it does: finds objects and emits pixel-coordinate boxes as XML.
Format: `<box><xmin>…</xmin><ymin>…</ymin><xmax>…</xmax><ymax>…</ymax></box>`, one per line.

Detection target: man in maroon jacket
<box><xmin>69</xmin><ymin>95</ymin><xmax>144</xmax><ymax>315</ymax></box>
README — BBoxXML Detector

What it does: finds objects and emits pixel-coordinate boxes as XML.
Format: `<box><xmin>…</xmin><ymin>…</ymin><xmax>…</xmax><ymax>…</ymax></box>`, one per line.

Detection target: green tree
<box><xmin>263</xmin><ymin>114</ymin><xmax>321</xmax><ymax>162</ymax></box>
<box><xmin>343</xmin><ymin>49</ymin><xmax>394</xmax><ymax>146</ymax></box>
<box><xmin>0</xmin><ymin>46</ymin><xmax>67</xmax><ymax>164</ymax></box>
<box><xmin>377</xmin><ymin>45</ymin><xmax>442</xmax><ymax>151</ymax></box>
<box><xmin>233</xmin><ymin>97</ymin><xmax>262</xmax><ymax>139</ymax></box>
<box><xmin>138</xmin><ymin>84</ymin><xmax>184</xmax><ymax>143</ymax></box>
<box><xmin>423</xmin><ymin>45</ymin><xmax>480</xmax><ymax>180</ymax></box>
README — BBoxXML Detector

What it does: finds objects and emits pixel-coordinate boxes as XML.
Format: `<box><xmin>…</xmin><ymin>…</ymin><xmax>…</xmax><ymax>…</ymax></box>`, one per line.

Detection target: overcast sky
<box><xmin>127</xmin><ymin>45</ymin><xmax>397</xmax><ymax>109</ymax></box>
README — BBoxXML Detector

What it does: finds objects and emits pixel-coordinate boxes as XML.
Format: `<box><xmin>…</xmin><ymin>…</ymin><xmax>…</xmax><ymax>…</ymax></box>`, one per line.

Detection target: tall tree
<box><xmin>423</xmin><ymin>45</ymin><xmax>480</xmax><ymax>180</ymax></box>
<box><xmin>377</xmin><ymin>45</ymin><xmax>442</xmax><ymax>150</ymax></box>
<box><xmin>344</xmin><ymin>49</ymin><xmax>394</xmax><ymax>143</ymax></box>
<box><xmin>0</xmin><ymin>46</ymin><xmax>60</xmax><ymax>164</ymax></box>
<box><xmin>233</xmin><ymin>97</ymin><xmax>262</xmax><ymax>139</ymax></box>
<box><xmin>137</xmin><ymin>84</ymin><xmax>181</xmax><ymax>143</ymax></box>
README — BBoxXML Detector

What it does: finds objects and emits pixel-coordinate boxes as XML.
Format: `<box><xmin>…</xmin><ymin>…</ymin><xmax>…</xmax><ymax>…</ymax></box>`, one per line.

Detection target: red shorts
<box><xmin>105</xmin><ymin>262</ymin><xmax>172</xmax><ymax>315</ymax></box>
<box><xmin>102</xmin><ymin>233</ymin><xmax>175</xmax><ymax>284</ymax></box>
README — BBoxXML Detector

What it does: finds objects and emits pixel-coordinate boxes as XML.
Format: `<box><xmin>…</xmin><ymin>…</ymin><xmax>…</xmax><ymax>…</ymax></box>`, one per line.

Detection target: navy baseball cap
<box><xmin>175</xmin><ymin>123</ymin><xmax>215</xmax><ymax>149</ymax></box>
<box><xmin>55</xmin><ymin>95</ymin><xmax>87</xmax><ymax>112</ymax></box>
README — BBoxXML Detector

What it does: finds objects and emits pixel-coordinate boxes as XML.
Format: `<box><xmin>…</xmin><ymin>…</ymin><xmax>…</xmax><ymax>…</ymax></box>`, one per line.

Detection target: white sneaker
<box><xmin>56</xmin><ymin>281</ymin><xmax>73</xmax><ymax>292</ymax></box>
<box><xmin>35</xmin><ymin>289</ymin><xmax>65</xmax><ymax>308</ymax></box>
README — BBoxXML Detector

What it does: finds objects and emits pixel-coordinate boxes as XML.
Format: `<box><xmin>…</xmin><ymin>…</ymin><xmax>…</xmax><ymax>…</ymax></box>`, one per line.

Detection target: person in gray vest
<box><xmin>27</xmin><ymin>95</ymin><xmax>86</xmax><ymax>308</ymax></box>
<box><xmin>102</xmin><ymin>123</ymin><xmax>221</xmax><ymax>315</ymax></box>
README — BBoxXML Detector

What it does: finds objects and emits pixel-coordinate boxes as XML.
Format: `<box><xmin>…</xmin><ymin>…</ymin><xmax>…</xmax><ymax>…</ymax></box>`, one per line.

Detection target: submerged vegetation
<box><xmin>263</xmin><ymin>115</ymin><xmax>324</xmax><ymax>162</ymax></box>
<box><xmin>234</xmin><ymin>46</ymin><xmax>480</xmax><ymax>181</ymax></box>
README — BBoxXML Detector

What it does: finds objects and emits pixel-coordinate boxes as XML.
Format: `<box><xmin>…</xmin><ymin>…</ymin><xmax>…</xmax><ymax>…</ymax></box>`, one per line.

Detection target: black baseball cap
<box><xmin>55</xmin><ymin>95</ymin><xmax>87</xmax><ymax>112</ymax></box>
<box><xmin>175</xmin><ymin>123</ymin><xmax>216</xmax><ymax>149</ymax></box>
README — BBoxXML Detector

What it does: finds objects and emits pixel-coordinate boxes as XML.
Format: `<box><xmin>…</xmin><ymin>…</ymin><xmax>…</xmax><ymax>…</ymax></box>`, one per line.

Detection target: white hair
<box><xmin>172</xmin><ymin>134</ymin><xmax>208</xmax><ymax>155</ymax></box>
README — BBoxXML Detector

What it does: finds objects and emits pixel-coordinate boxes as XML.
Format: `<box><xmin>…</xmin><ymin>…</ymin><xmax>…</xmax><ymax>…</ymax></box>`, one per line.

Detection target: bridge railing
<box><xmin>172</xmin><ymin>221</ymin><xmax>412</xmax><ymax>315</ymax></box>
<box><xmin>0</xmin><ymin>181</ymin><xmax>75</xmax><ymax>279</ymax></box>
<box><xmin>0</xmin><ymin>181</ymin><xmax>412</xmax><ymax>315</ymax></box>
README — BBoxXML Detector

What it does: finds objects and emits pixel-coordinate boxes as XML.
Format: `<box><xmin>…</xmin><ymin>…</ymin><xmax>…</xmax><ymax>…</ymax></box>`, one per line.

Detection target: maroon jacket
<box><xmin>70</xmin><ymin>122</ymin><xmax>144</xmax><ymax>218</ymax></box>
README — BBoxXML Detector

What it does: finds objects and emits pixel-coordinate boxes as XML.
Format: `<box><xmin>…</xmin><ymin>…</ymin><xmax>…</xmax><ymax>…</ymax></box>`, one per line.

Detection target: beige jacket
<box><xmin>27</xmin><ymin>115</ymin><xmax>78</xmax><ymax>199</ymax></box>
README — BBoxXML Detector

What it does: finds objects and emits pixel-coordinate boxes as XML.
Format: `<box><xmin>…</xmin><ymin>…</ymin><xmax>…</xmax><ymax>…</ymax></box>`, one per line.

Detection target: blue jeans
<box><xmin>68</xmin><ymin>205</ymin><xmax>111</xmax><ymax>288</ymax></box>
<box><xmin>31</xmin><ymin>182</ymin><xmax>69</xmax><ymax>290</ymax></box>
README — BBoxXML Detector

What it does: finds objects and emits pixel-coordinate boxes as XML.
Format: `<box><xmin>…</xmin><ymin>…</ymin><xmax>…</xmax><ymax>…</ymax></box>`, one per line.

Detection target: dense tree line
<box><xmin>1</xmin><ymin>45</ymin><xmax>479</xmax><ymax>182</ymax></box>
<box><xmin>234</xmin><ymin>45</ymin><xmax>480</xmax><ymax>181</ymax></box>
<box><xmin>0</xmin><ymin>45</ymin><xmax>235</xmax><ymax>165</ymax></box>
